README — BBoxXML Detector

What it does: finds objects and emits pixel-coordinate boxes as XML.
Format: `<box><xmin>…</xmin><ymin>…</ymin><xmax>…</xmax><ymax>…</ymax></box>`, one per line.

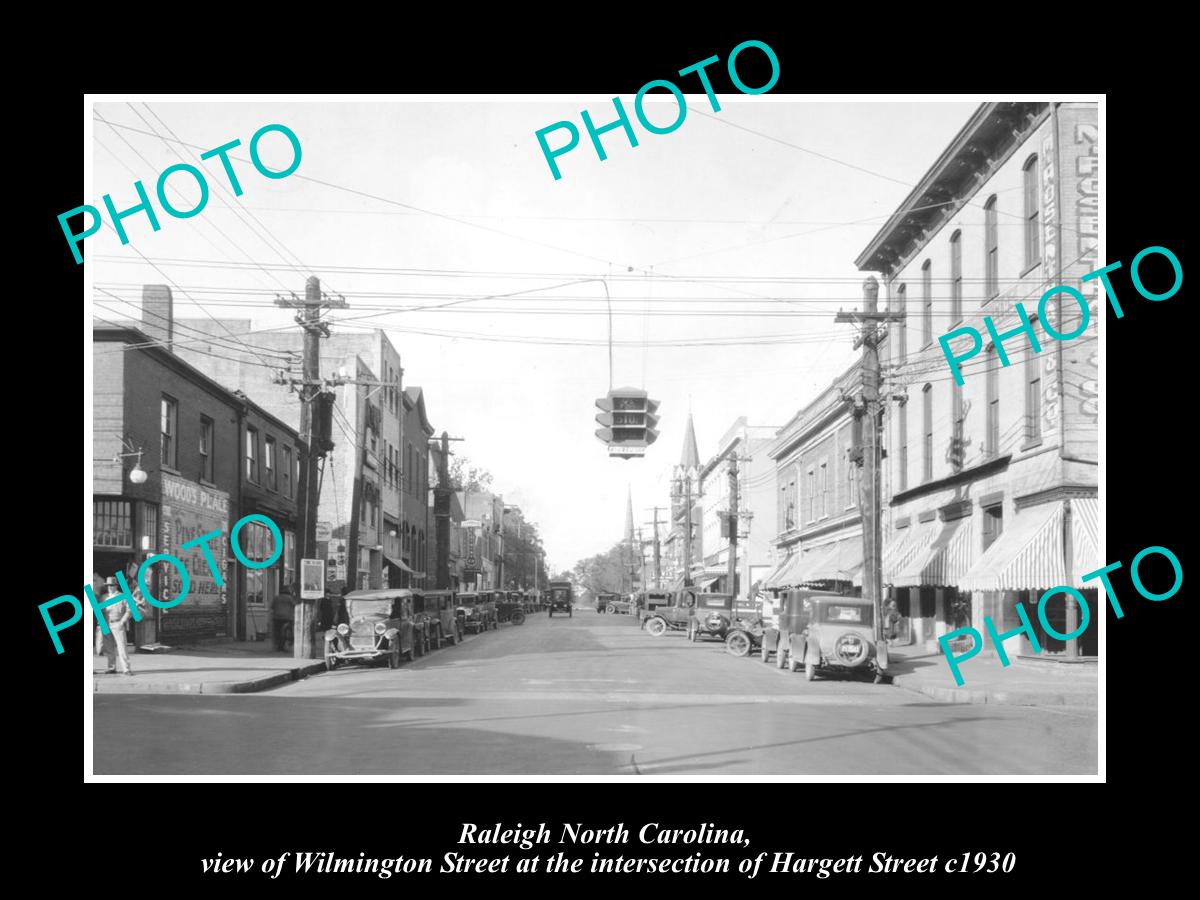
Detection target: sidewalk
<box><xmin>93</xmin><ymin>640</ymin><xmax>327</xmax><ymax>694</ymax></box>
<box><xmin>888</xmin><ymin>645</ymin><xmax>1098</xmax><ymax>708</ymax></box>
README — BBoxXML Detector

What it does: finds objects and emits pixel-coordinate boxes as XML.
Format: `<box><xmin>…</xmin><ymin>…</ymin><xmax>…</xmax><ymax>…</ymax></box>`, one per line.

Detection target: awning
<box><xmin>804</xmin><ymin>537</ymin><xmax>864</xmax><ymax>585</ymax></box>
<box><xmin>695</xmin><ymin>576</ymin><xmax>719</xmax><ymax>590</ymax></box>
<box><xmin>763</xmin><ymin>553</ymin><xmax>801</xmax><ymax>589</ymax></box>
<box><xmin>883</xmin><ymin>518</ymin><xmax>937</xmax><ymax>585</ymax></box>
<box><xmin>384</xmin><ymin>555</ymin><xmax>424</xmax><ymax>578</ymax></box>
<box><xmin>892</xmin><ymin>516</ymin><xmax>974</xmax><ymax>588</ymax></box>
<box><xmin>959</xmin><ymin>498</ymin><xmax>1097</xmax><ymax>592</ymax></box>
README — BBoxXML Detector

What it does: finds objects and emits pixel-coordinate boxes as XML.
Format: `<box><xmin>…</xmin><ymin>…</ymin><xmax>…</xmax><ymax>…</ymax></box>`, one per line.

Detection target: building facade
<box><xmin>764</xmin><ymin>365</ymin><xmax>864</xmax><ymax>598</ymax></box>
<box><xmin>697</xmin><ymin>418</ymin><xmax>779</xmax><ymax>598</ymax></box>
<box><xmin>856</xmin><ymin>101</ymin><xmax>1099</xmax><ymax>656</ymax></box>
<box><xmin>94</xmin><ymin>312</ymin><xmax>298</xmax><ymax>646</ymax></box>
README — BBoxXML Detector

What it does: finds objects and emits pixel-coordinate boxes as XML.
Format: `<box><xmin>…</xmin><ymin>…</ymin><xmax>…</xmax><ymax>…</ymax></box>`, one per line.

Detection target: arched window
<box><xmin>1023</xmin><ymin>156</ymin><xmax>1040</xmax><ymax>270</ymax></box>
<box><xmin>949</xmin><ymin>230</ymin><xmax>963</xmax><ymax>326</ymax></box>
<box><xmin>986</xmin><ymin>343</ymin><xmax>1000</xmax><ymax>457</ymax></box>
<box><xmin>922</xmin><ymin>384</ymin><xmax>933</xmax><ymax>482</ymax></box>
<box><xmin>921</xmin><ymin>260</ymin><xmax>933</xmax><ymax>347</ymax></box>
<box><xmin>895</xmin><ymin>283</ymin><xmax>907</xmax><ymax>364</ymax></box>
<box><xmin>984</xmin><ymin>195</ymin><xmax>999</xmax><ymax>300</ymax></box>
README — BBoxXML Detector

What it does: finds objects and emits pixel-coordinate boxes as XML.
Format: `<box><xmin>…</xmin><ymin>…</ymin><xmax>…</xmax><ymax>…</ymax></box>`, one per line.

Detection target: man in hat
<box><xmin>100</xmin><ymin>576</ymin><xmax>134</xmax><ymax>675</ymax></box>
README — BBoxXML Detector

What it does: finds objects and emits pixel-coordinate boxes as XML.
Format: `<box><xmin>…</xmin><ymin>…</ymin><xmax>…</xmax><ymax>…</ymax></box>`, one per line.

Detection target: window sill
<box><xmin>161</xmin><ymin>465</ymin><xmax>180</xmax><ymax>477</ymax></box>
<box><xmin>1020</xmin><ymin>261</ymin><xmax>1041</xmax><ymax>278</ymax></box>
<box><xmin>1020</xmin><ymin>438</ymin><xmax>1044</xmax><ymax>452</ymax></box>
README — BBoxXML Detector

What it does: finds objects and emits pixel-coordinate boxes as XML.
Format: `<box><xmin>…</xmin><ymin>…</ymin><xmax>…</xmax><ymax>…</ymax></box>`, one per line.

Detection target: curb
<box><xmin>892</xmin><ymin>674</ymin><xmax>1098</xmax><ymax>708</ymax></box>
<box><xmin>93</xmin><ymin>660</ymin><xmax>328</xmax><ymax>695</ymax></box>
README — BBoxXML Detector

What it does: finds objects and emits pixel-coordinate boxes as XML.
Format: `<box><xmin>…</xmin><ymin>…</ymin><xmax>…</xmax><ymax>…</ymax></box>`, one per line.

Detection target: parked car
<box><xmin>685</xmin><ymin>593</ymin><xmax>737</xmax><ymax>642</ymax></box>
<box><xmin>610</xmin><ymin>594</ymin><xmax>635</xmax><ymax>615</ymax></box>
<box><xmin>456</xmin><ymin>592</ymin><xmax>493</xmax><ymax>635</ymax></box>
<box><xmin>596</xmin><ymin>591</ymin><xmax>620</xmax><ymax>613</ymax></box>
<box><xmin>324</xmin><ymin>589</ymin><xmax>415</xmax><ymax>670</ymax></box>
<box><xmin>724</xmin><ymin>597</ymin><xmax>768</xmax><ymax>658</ymax></box>
<box><xmin>637</xmin><ymin>591</ymin><xmax>673</xmax><ymax>626</ymax></box>
<box><xmin>419</xmin><ymin>589</ymin><xmax>462</xmax><ymax>647</ymax></box>
<box><xmin>760</xmin><ymin>589</ymin><xmax>889</xmax><ymax>682</ymax></box>
<box><xmin>547</xmin><ymin>581</ymin><xmax>573</xmax><ymax>617</ymax></box>
<box><xmin>644</xmin><ymin>588</ymin><xmax>700</xmax><ymax>636</ymax></box>
<box><xmin>499</xmin><ymin>591</ymin><xmax>527</xmax><ymax>625</ymax></box>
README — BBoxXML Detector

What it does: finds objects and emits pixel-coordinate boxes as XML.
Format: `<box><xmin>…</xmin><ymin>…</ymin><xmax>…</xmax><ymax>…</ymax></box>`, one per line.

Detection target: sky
<box><xmin>88</xmin><ymin>97</ymin><xmax>977</xmax><ymax>573</ymax></box>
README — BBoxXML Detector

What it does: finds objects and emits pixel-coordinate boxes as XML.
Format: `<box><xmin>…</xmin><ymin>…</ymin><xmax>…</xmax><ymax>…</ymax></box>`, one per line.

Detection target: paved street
<box><xmin>94</xmin><ymin>609</ymin><xmax>1097</xmax><ymax>776</ymax></box>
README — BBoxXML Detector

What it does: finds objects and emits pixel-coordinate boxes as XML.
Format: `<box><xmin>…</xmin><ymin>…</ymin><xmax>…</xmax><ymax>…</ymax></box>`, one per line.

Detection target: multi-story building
<box><xmin>93</xmin><ymin>298</ymin><xmax>298</xmax><ymax>646</ymax></box>
<box><xmin>172</xmin><ymin>295</ymin><xmax>435</xmax><ymax>595</ymax></box>
<box><xmin>698</xmin><ymin>418</ymin><xmax>779</xmax><ymax>598</ymax></box>
<box><xmin>458</xmin><ymin>490</ymin><xmax>506</xmax><ymax>589</ymax></box>
<box><xmin>764</xmin><ymin>366</ymin><xmax>864</xmax><ymax>598</ymax></box>
<box><xmin>856</xmin><ymin>101</ymin><xmax>1099</xmax><ymax>656</ymax></box>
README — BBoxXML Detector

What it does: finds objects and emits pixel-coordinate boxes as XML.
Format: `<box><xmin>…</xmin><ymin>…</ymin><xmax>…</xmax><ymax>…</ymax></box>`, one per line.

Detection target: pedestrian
<box><xmin>883</xmin><ymin>599</ymin><xmax>901</xmax><ymax>642</ymax></box>
<box><xmin>100</xmin><ymin>576</ymin><xmax>134</xmax><ymax>675</ymax></box>
<box><xmin>92</xmin><ymin>572</ymin><xmax>106</xmax><ymax>656</ymax></box>
<box><xmin>271</xmin><ymin>587</ymin><xmax>296</xmax><ymax>652</ymax></box>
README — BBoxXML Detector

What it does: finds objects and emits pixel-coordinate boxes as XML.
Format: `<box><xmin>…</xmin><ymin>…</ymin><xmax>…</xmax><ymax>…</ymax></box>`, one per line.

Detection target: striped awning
<box><xmin>892</xmin><ymin>516</ymin><xmax>974</xmax><ymax>588</ymax></box>
<box><xmin>804</xmin><ymin>537</ymin><xmax>864</xmax><ymax>585</ymax></box>
<box><xmin>763</xmin><ymin>553</ymin><xmax>801</xmax><ymax>589</ymax></box>
<box><xmin>883</xmin><ymin>519</ymin><xmax>937</xmax><ymax>585</ymax></box>
<box><xmin>959</xmin><ymin>497</ymin><xmax>1098</xmax><ymax>592</ymax></box>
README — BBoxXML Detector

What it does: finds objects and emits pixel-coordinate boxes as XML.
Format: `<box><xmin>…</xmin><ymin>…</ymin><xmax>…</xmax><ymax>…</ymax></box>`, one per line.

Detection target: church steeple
<box><xmin>679</xmin><ymin>412</ymin><xmax>700</xmax><ymax>471</ymax></box>
<box><xmin>625</xmin><ymin>486</ymin><xmax>635</xmax><ymax>543</ymax></box>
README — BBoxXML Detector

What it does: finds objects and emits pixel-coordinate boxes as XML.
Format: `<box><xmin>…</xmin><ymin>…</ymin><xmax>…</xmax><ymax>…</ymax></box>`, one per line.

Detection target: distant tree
<box><xmin>570</xmin><ymin>542</ymin><xmax>630</xmax><ymax>596</ymax></box>
<box><xmin>449</xmin><ymin>456</ymin><xmax>494</xmax><ymax>492</ymax></box>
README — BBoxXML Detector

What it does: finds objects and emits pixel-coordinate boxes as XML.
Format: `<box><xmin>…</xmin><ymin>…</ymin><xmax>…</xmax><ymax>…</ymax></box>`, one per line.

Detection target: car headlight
<box><xmin>455</xmin><ymin>607</ymin><xmax>466</xmax><ymax>615</ymax></box>
<box><xmin>337</xmin><ymin>623</ymin><xmax>350</xmax><ymax>636</ymax></box>
<box><xmin>835</xmin><ymin>633</ymin><xmax>867</xmax><ymax>664</ymax></box>
<box><xmin>706</xmin><ymin>613</ymin><xmax>726</xmax><ymax>629</ymax></box>
<box><xmin>374</xmin><ymin>622</ymin><xmax>387</xmax><ymax>635</ymax></box>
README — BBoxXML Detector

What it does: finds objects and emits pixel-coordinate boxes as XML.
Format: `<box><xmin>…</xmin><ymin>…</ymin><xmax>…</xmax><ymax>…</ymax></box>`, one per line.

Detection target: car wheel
<box><xmin>726</xmin><ymin>631</ymin><xmax>751</xmax><ymax>658</ymax></box>
<box><xmin>806</xmin><ymin>662</ymin><xmax>817</xmax><ymax>681</ymax></box>
<box><xmin>606</xmin><ymin>604</ymin><xmax>617</xmax><ymax>614</ymax></box>
<box><xmin>646</xmin><ymin>617</ymin><xmax>667</xmax><ymax>637</ymax></box>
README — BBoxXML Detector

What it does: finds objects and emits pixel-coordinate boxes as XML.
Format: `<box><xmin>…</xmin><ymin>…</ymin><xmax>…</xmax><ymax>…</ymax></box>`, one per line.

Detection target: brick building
<box><xmin>856</xmin><ymin>101</ymin><xmax>1099</xmax><ymax>656</ymax></box>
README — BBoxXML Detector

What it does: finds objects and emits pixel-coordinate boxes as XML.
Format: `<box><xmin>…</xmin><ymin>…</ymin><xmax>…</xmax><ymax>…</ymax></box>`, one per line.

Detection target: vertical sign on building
<box><xmin>159</xmin><ymin>472</ymin><xmax>230</xmax><ymax>634</ymax></box>
<box><xmin>1039</xmin><ymin>124</ymin><xmax>1062</xmax><ymax>441</ymax></box>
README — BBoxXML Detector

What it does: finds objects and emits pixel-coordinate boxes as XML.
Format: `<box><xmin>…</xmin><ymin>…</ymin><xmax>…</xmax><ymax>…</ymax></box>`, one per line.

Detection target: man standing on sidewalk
<box><xmin>101</xmin><ymin>576</ymin><xmax>134</xmax><ymax>676</ymax></box>
<box><xmin>271</xmin><ymin>587</ymin><xmax>296</xmax><ymax>652</ymax></box>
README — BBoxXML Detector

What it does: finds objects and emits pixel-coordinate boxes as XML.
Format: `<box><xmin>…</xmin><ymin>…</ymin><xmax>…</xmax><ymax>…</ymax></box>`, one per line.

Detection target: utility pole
<box><xmin>645</xmin><ymin>507</ymin><xmax>664</xmax><ymax>590</ymax></box>
<box><xmin>836</xmin><ymin>277</ymin><xmax>903</xmax><ymax>644</ymax></box>
<box><xmin>726</xmin><ymin>456</ymin><xmax>739</xmax><ymax>599</ymax></box>
<box><xmin>274</xmin><ymin>276</ymin><xmax>346</xmax><ymax>658</ymax></box>
<box><xmin>682</xmin><ymin>472</ymin><xmax>694</xmax><ymax>587</ymax></box>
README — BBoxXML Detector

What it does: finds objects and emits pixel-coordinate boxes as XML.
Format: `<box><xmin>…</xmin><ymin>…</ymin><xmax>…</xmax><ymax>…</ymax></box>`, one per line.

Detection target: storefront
<box><xmin>93</xmin><ymin>496</ymin><xmax>160</xmax><ymax>646</ymax></box>
<box><xmin>158</xmin><ymin>472</ymin><xmax>232</xmax><ymax>639</ymax></box>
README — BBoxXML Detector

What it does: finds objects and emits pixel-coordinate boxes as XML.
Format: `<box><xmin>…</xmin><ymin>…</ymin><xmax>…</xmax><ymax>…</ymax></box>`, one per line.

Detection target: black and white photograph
<box><xmin>80</xmin><ymin>93</ymin><xmax>1104</xmax><ymax>779</ymax></box>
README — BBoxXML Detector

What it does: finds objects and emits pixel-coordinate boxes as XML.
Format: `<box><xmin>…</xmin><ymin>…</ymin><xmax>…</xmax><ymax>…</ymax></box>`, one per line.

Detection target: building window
<box><xmin>921</xmin><ymin>260</ymin><xmax>933</xmax><ymax>348</ymax></box>
<box><xmin>160</xmin><ymin>395</ymin><xmax>178</xmax><ymax>470</ymax></box>
<box><xmin>895</xmin><ymin>283</ymin><xmax>907</xmax><ymax>364</ymax></box>
<box><xmin>922</xmin><ymin>384</ymin><xmax>933</xmax><ymax>482</ymax></box>
<box><xmin>246</xmin><ymin>426</ymin><xmax>259</xmax><ymax>483</ymax></box>
<box><xmin>982</xmin><ymin>503</ymin><xmax>1004</xmax><ymax>552</ymax></box>
<box><xmin>265</xmin><ymin>436</ymin><xmax>277</xmax><ymax>491</ymax></box>
<box><xmin>951</xmin><ymin>387</ymin><xmax>964</xmax><ymax>472</ymax></box>
<box><xmin>1023</xmin><ymin>155</ymin><xmax>1040</xmax><ymax>270</ymax></box>
<box><xmin>407</xmin><ymin>443</ymin><xmax>415</xmax><ymax>493</ymax></box>
<box><xmin>1026</xmin><ymin>353</ymin><xmax>1043</xmax><ymax>444</ymax></box>
<box><xmin>819</xmin><ymin>461</ymin><xmax>829</xmax><ymax>518</ymax></box>
<box><xmin>94</xmin><ymin>499</ymin><xmax>133</xmax><ymax>548</ymax></box>
<box><xmin>199</xmin><ymin>416</ymin><xmax>214</xmax><ymax>482</ymax></box>
<box><xmin>984</xmin><ymin>195</ymin><xmax>999</xmax><ymax>300</ymax></box>
<box><xmin>949</xmin><ymin>230</ymin><xmax>963</xmax><ymax>326</ymax></box>
<box><xmin>282</xmin><ymin>445</ymin><xmax>293</xmax><ymax>498</ymax></box>
<box><xmin>986</xmin><ymin>345</ymin><xmax>1000</xmax><ymax>458</ymax></box>
<box><xmin>898</xmin><ymin>401</ymin><xmax>908</xmax><ymax>492</ymax></box>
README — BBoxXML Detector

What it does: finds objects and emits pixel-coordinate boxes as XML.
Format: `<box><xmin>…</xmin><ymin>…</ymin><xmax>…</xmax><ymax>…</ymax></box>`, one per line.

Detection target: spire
<box><xmin>625</xmin><ymin>486</ymin><xmax>635</xmax><ymax>542</ymax></box>
<box><xmin>680</xmin><ymin>412</ymin><xmax>700</xmax><ymax>471</ymax></box>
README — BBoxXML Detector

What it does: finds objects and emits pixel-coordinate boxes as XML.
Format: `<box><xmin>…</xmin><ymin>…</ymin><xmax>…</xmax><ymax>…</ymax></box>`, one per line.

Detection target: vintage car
<box><xmin>596</xmin><ymin>591</ymin><xmax>620</xmax><ymax>613</ymax></box>
<box><xmin>760</xmin><ymin>589</ymin><xmax>889</xmax><ymax>682</ymax></box>
<box><xmin>644</xmin><ymin>588</ymin><xmax>701</xmax><ymax>636</ymax></box>
<box><xmin>419</xmin><ymin>589</ymin><xmax>462</xmax><ymax>647</ymax></box>
<box><xmin>455</xmin><ymin>592</ymin><xmax>494</xmax><ymax>635</ymax></box>
<box><xmin>547</xmin><ymin>581</ymin><xmax>573</xmax><ymax>617</ymax></box>
<box><xmin>499</xmin><ymin>591</ymin><xmax>527</xmax><ymax>625</ymax></box>
<box><xmin>637</xmin><ymin>591</ymin><xmax>674</xmax><ymax>626</ymax></box>
<box><xmin>324</xmin><ymin>589</ymin><xmax>416</xmax><ymax>670</ymax></box>
<box><xmin>685</xmin><ymin>593</ymin><xmax>738</xmax><ymax>642</ymax></box>
<box><xmin>724</xmin><ymin>597</ymin><xmax>767</xmax><ymax>658</ymax></box>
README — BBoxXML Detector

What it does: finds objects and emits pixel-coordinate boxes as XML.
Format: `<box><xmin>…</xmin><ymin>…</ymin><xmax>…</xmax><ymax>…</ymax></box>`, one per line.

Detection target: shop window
<box><xmin>94</xmin><ymin>499</ymin><xmax>133</xmax><ymax>549</ymax></box>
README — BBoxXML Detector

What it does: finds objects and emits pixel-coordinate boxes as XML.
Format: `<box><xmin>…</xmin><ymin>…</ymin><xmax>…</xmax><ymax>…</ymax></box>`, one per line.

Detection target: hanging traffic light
<box><xmin>595</xmin><ymin>387</ymin><xmax>661</xmax><ymax>458</ymax></box>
